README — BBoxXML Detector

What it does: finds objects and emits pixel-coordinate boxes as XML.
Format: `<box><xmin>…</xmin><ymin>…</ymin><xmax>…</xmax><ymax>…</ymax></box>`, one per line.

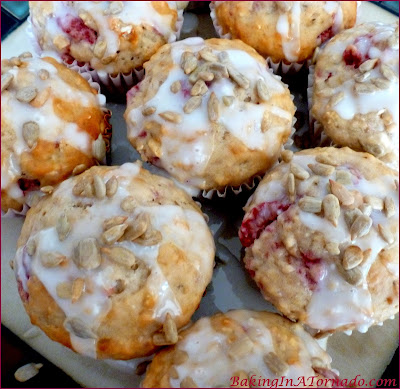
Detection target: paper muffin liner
<box><xmin>27</xmin><ymin>8</ymin><xmax>184</xmax><ymax>95</ymax></box>
<box><xmin>209</xmin><ymin>2</ymin><xmax>306</xmax><ymax>75</ymax></box>
<box><xmin>1</xmin><ymin>63</ymin><xmax>111</xmax><ymax>219</ymax></box>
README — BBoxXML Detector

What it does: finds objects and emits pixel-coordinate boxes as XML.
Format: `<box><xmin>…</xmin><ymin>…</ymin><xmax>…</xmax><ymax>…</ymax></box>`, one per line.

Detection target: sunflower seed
<box><xmin>173</xmin><ymin>350</ymin><xmax>189</xmax><ymax>365</ymax></box>
<box><xmin>102</xmin><ymin>223</ymin><xmax>128</xmax><ymax>245</ymax></box>
<box><xmin>181</xmin><ymin>52</ymin><xmax>198</xmax><ymax>74</ymax></box>
<box><xmin>256</xmin><ymin>79</ymin><xmax>270</xmax><ymax>101</ymax></box>
<box><xmin>323</xmin><ymin>194</ymin><xmax>340</xmax><ymax>226</ymax></box>
<box><xmin>326</xmin><ymin>242</ymin><xmax>340</xmax><ymax>255</ymax></box>
<box><xmin>170</xmin><ymin>80</ymin><xmax>181</xmax><ymax>93</ymax></box>
<box><xmin>228</xmin><ymin>337</ymin><xmax>254</xmax><ymax>360</ymax></box>
<box><xmin>153</xmin><ymin>333</ymin><xmax>175</xmax><ymax>346</ymax></box>
<box><xmin>207</xmin><ymin>92</ymin><xmax>220</xmax><ymax>122</ymax></box>
<box><xmin>37</xmin><ymin>69</ymin><xmax>50</xmax><ymax>81</ymax></box>
<box><xmin>335</xmin><ymin>170</ymin><xmax>352</xmax><ymax>185</ymax></box>
<box><xmin>263</xmin><ymin>352</ymin><xmax>289</xmax><ymax>376</ymax></box>
<box><xmin>329</xmin><ymin>92</ymin><xmax>345</xmax><ymax>106</ymax></box>
<box><xmin>360</xmin><ymin>140</ymin><xmax>384</xmax><ymax>157</ymax></box>
<box><xmin>290</xmin><ymin>163</ymin><xmax>310</xmax><ymax>180</ymax></box>
<box><xmin>40</xmin><ymin>251</ymin><xmax>66</xmax><ymax>267</ymax></box>
<box><xmin>308</xmin><ymin>163</ymin><xmax>334</xmax><ymax>176</ymax></box>
<box><xmin>380</xmin><ymin>64</ymin><xmax>397</xmax><ymax>81</ymax></box>
<box><xmin>64</xmin><ymin>317</ymin><xmax>96</xmax><ymax>339</ymax></box>
<box><xmin>101</xmin><ymin>246</ymin><xmax>136</xmax><ymax>267</ymax></box>
<box><xmin>378</xmin><ymin>224</ymin><xmax>394</xmax><ymax>244</ymax></box>
<box><xmin>53</xmin><ymin>34</ymin><xmax>69</xmax><ymax>50</ymax></box>
<box><xmin>159</xmin><ymin>111</ymin><xmax>182</xmax><ymax>123</ymax></box>
<box><xmin>17</xmin><ymin>86</ymin><xmax>38</xmax><ymax>103</ymax></box>
<box><xmin>74</xmin><ymin>238</ymin><xmax>101</xmax><ymax>270</ymax></box>
<box><xmin>227</xmin><ymin>66</ymin><xmax>250</xmax><ymax>89</ymax></box>
<box><xmin>329</xmin><ymin>180</ymin><xmax>354</xmax><ymax>206</ymax></box>
<box><xmin>93</xmin><ymin>175</ymin><xmax>106</xmax><ymax>199</ymax></box>
<box><xmin>359</xmin><ymin>58</ymin><xmax>377</xmax><ymax>73</ymax></box>
<box><xmin>92</xmin><ymin>135</ymin><xmax>106</xmax><ymax>161</ymax></box>
<box><xmin>199</xmin><ymin>47</ymin><xmax>218</xmax><ymax>62</ymax></box>
<box><xmin>93</xmin><ymin>40</ymin><xmax>107</xmax><ymax>58</ymax></box>
<box><xmin>22</xmin><ymin>122</ymin><xmax>40</xmax><ymax>148</ymax></box>
<box><xmin>344</xmin><ymin>209</ymin><xmax>362</xmax><ymax>228</ymax></box>
<box><xmin>191</xmin><ymin>79</ymin><xmax>208</xmax><ymax>96</ymax></box>
<box><xmin>103</xmin><ymin>216</ymin><xmax>128</xmax><ymax>231</ymax></box>
<box><xmin>121</xmin><ymin>196</ymin><xmax>136</xmax><ymax>212</ymax></box>
<box><xmin>1</xmin><ymin>73</ymin><xmax>13</xmax><ymax>91</ymax></box>
<box><xmin>315</xmin><ymin>154</ymin><xmax>340</xmax><ymax>166</ymax></box>
<box><xmin>299</xmin><ymin>196</ymin><xmax>322</xmax><ymax>213</ymax></box>
<box><xmin>40</xmin><ymin>185</ymin><xmax>53</xmax><ymax>194</ymax></box>
<box><xmin>71</xmin><ymin>278</ymin><xmax>85</xmax><ymax>303</ymax></box>
<box><xmin>26</xmin><ymin>239</ymin><xmax>36</xmax><ymax>256</ymax></box>
<box><xmin>72</xmin><ymin>164</ymin><xmax>87</xmax><ymax>176</ymax></box>
<box><xmin>124</xmin><ymin>212</ymin><xmax>150</xmax><ymax>241</ymax></box>
<box><xmin>142</xmin><ymin>106</ymin><xmax>156</xmax><ymax>116</ymax></box>
<box><xmin>134</xmin><ymin>228</ymin><xmax>162</xmax><ymax>246</ymax></box>
<box><xmin>218</xmin><ymin>51</ymin><xmax>229</xmax><ymax>63</ymax></box>
<box><xmin>355</xmin><ymin>71</ymin><xmax>371</xmax><ymax>83</ymax></box>
<box><xmin>56</xmin><ymin>282</ymin><xmax>72</xmax><ymax>299</ymax></box>
<box><xmin>350</xmin><ymin>214</ymin><xmax>372</xmax><ymax>240</ymax></box>
<box><xmin>209</xmin><ymin>62</ymin><xmax>229</xmax><ymax>78</ymax></box>
<box><xmin>198</xmin><ymin>71</ymin><xmax>214</xmax><ymax>81</ymax></box>
<box><xmin>364</xmin><ymin>195</ymin><xmax>384</xmax><ymax>210</ymax></box>
<box><xmin>354</xmin><ymin>82</ymin><xmax>377</xmax><ymax>94</ymax></box>
<box><xmin>14</xmin><ymin>363</ymin><xmax>43</xmax><ymax>382</ymax></box>
<box><xmin>281</xmin><ymin>150</ymin><xmax>293</xmax><ymax>163</ymax></box>
<box><xmin>287</xmin><ymin>173</ymin><xmax>296</xmax><ymax>201</ymax></box>
<box><xmin>372</xmin><ymin>77</ymin><xmax>391</xmax><ymax>89</ymax></box>
<box><xmin>317</xmin><ymin>88</ymin><xmax>335</xmax><ymax>98</ymax></box>
<box><xmin>343</xmin><ymin>266</ymin><xmax>363</xmax><ymax>286</ymax></box>
<box><xmin>106</xmin><ymin>176</ymin><xmax>118</xmax><ymax>197</ymax></box>
<box><xmin>180</xmin><ymin>377</ymin><xmax>198</xmax><ymax>388</ymax></box>
<box><xmin>222</xmin><ymin>95</ymin><xmax>234</xmax><ymax>106</ymax></box>
<box><xmin>183</xmin><ymin>96</ymin><xmax>202</xmax><ymax>114</ymax></box>
<box><xmin>163</xmin><ymin>313</ymin><xmax>178</xmax><ymax>343</ymax></box>
<box><xmin>169</xmin><ymin>367</ymin><xmax>179</xmax><ymax>379</ymax></box>
<box><xmin>384</xmin><ymin>196</ymin><xmax>395</xmax><ymax>218</ymax></box>
<box><xmin>19</xmin><ymin>51</ymin><xmax>33</xmax><ymax>59</ymax></box>
<box><xmin>360</xmin><ymin>204</ymin><xmax>372</xmax><ymax>216</ymax></box>
<box><xmin>56</xmin><ymin>214</ymin><xmax>70</xmax><ymax>241</ymax></box>
<box><xmin>342</xmin><ymin>245</ymin><xmax>363</xmax><ymax>270</ymax></box>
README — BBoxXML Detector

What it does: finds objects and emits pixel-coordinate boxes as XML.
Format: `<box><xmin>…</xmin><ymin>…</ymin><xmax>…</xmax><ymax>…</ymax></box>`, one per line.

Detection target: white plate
<box><xmin>1</xmin><ymin>2</ymin><xmax>398</xmax><ymax>387</ymax></box>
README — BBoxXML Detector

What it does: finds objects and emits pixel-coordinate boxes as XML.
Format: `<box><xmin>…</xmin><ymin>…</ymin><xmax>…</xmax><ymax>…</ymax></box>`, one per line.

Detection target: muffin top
<box><xmin>14</xmin><ymin>162</ymin><xmax>215</xmax><ymax>359</ymax></box>
<box><xmin>143</xmin><ymin>310</ymin><xmax>336</xmax><ymax>388</ymax></box>
<box><xmin>125</xmin><ymin>37</ymin><xmax>295</xmax><ymax>192</ymax></box>
<box><xmin>1</xmin><ymin>54</ymin><xmax>109</xmax><ymax>213</ymax></box>
<box><xmin>212</xmin><ymin>1</ymin><xmax>357</xmax><ymax>63</ymax></box>
<box><xmin>311</xmin><ymin>22</ymin><xmax>399</xmax><ymax>168</ymax></box>
<box><xmin>240</xmin><ymin>147</ymin><xmax>398</xmax><ymax>334</ymax></box>
<box><xmin>29</xmin><ymin>1</ymin><xmax>187</xmax><ymax>75</ymax></box>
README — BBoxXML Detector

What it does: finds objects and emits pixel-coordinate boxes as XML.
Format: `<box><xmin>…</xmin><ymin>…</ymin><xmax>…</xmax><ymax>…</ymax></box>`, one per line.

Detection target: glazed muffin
<box><xmin>13</xmin><ymin>162</ymin><xmax>215</xmax><ymax>359</ymax></box>
<box><xmin>240</xmin><ymin>147</ymin><xmax>398</xmax><ymax>335</ymax></box>
<box><xmin>124</xmin><ymin>37</ymin><xmax>295</xmax><ymax>193</ymax></box>
<box><xmin>310</xmin><ymin>22</ymin><xmax>399</xmax><ymax>169</ymax></box>
<box><xmin>210</xmin><ymin>1</ymin><xmax>357</xmax><ymax>65</ymax></box>
<box><xmin>29</xmin><ymin>1</ymin><xmax>186</xmax><ymax>77</ymax></box>
<box><xmin>1</xmin><ymin>54</ymin><xmax>111</xmax><ymax>215</ymax></box>
<box><xmin>143</xmin><ymin>310</ymin><xmax>338</xmax><ymax>388</ymax></box>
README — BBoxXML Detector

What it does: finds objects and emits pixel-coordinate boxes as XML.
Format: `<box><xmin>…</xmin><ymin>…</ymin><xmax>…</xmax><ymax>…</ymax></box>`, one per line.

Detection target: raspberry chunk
<box><xmin>343</xmin><ymin>44</ymin><xmax>363</xmax><ymax>68</ymax></box>
<box><xmin>18</xmin><ymin>178</ymin><xmax>41</xmax><ymax>195</ymax></box>
<box><xmin>239</xmin><ymin>200</ymin><xmax>291</xmax><ymax>247</ymax></box>
<box><xmin>318</xmin><ymin>26</ymin><xmax>334</xmax><ymax>44</ymax></box>
<box><xmin>57</xmin><ymin>14</ymin><xmax>97</xmax><ymax>44</ymax></box>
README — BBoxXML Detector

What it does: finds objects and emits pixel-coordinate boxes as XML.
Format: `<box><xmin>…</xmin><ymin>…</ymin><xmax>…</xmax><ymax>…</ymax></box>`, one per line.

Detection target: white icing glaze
<box><xmin>127</xmin><ymin>37</ymin><xmax>292</xmax><ymax>188</ymax></box>
<box><xmin>1</xmin><ymin>56</ymin><xmax>105</xmax><ymax>205</ymax></box>
<box><xmin>247</xmin><ymin>153</ymin><xmax>399</xmax><ymax>332</ymax></box>
<box><xmin>14</xmin><ymin>162</ymin><xmax>215</xmax><ymax>357</ymax></box>
<box><xmin>169</xmin><ymin>311</ymin><xmax>332</xmax><ymax>388</ymax></box>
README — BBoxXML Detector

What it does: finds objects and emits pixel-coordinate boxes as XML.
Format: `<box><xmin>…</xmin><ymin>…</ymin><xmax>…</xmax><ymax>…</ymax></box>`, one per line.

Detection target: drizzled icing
<box><xmin>275</xmin><ymin>2</ymin><xmax>345</xmax><ymax>62</ymax></box>
<box><xmin>39</xmin><ymin>1</ymin><xmax>183</xmax><ymax>73</ymax></box>
<box><xmin>1</xmin><ymin>56</ymin><xmax>105</xmax><ymax>206</ymax></box>
<box><xmin>127</xmin><ymin>37</ymin><xmax>292</xmax><ymax>189</ymax></box>
<box><xmin>247</xmin><ymin>153</ymin><xmax>398</xmax><ymax>332</ymax></box>
<box><xmin>169</xmin><ymin>311</ymin><xmax>332</xmax><ymax>388</ymax></box>
<box><xmin>14</xmin><ymin>162</ymin><xmax>215</xmax><ymax>357</ymax></box>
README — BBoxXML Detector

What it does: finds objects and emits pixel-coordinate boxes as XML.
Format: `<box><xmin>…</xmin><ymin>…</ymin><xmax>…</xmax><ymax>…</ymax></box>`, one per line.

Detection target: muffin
<box><xmin>29</xmin><ymin>1</ymin><xmax>186</xmax><ymax>79</ymax></box>
<box><xmin>143</xmin><ymin>310</ymin><xmax>338</xmax><ymax>388</ymax></box>
<box><xmin>310</xmin><ymin>22</ymin><xmax>399</xmax><ymax>169</ymax></box>
<box><xmin>240</xmin><ymin>147</ymin><xmax>398</xmax><ymax>335</ymax></box>
<box><xmin>124</xmin><ymin>37</ymin><xmax>295</xmax><ymax>194</ymax></box>
<box><xmin>13</xmin><ymin>162</ymin><xmax>215</xmax><ymax>359</ymax></box>
<box><xmin>1</xmin><ymin>53</ymin><xmax>111</xmax><ymax>215</ymax></box>
<box><xmin>210</xmin><ymin>2</ymin><xmax>358</xmax><ymax>66</ymax></box>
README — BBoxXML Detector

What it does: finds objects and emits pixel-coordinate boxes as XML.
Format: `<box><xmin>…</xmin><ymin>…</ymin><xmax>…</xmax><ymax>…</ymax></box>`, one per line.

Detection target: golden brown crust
<box><xmin>213</xmin><ymin>1</ymin><xmax>357</xmax><ymax>63</ymax></box>
<box><xmin>15</xmin><ymin>163</ymin><xmax>214</xmax><ymax>359</ymax></box>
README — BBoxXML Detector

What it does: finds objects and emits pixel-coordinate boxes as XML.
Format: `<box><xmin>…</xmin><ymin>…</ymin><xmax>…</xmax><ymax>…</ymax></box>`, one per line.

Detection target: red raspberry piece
<box><xmin>18</xmin><ymin>178</ymin><xmax>41</xmax><ymax>195</ymax></box>
<box><xmin>298</xmin><ymin>255</ymin><xmax>327</xmax><ymax>291</ymax></box>
<box><xmin>239</xmin><ymin>200</ymin><xmax>291</xmax><ymax>247</ymax></box>
<box><xmin>343</xmin><ymin>44</ymin><xmax>363</xmax><ymax>68</ymax></box>
<box><xmin>57</xmin><ymin>14</ymin><xmax>97</xmax><ymax>44</ymax></box>
<box><xmin>126</xmin><ymin>83</ymin><xmax>141</xmax><ymax>104</ymax></box>
<box><xmin>17</xmin><ymin>280</ymin><xmax>29</xmax><ymax>302</ymax></box>
<box><xmin>318</xmin><ymin>26</ymin><xmax>334</xmax><ymax>44</ymax></box>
